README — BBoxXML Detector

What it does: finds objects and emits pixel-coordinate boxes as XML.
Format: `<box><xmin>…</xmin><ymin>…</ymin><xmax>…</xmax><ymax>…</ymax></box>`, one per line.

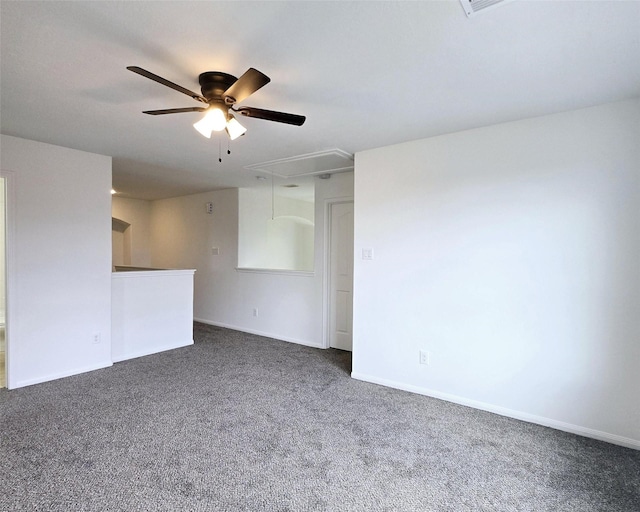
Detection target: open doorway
<box><xmin>0</xmin><ymin>177</ymin><xmax>6</xmax><ymax>388</ymax></box>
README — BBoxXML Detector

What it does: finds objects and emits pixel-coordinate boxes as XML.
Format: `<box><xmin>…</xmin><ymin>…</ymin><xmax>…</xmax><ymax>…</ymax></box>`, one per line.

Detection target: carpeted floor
<box><xmin>1</xmin><ymin>322</ymin><xmax>638</xmax><ymax>511</ymax></box>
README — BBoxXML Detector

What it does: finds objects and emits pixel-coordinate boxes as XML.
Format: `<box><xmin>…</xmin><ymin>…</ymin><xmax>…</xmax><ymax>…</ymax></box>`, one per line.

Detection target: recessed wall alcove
<box><xmin>112</xmin><ymin>217</ymin><xmax>131</xmax><ymax>266</ymax></box>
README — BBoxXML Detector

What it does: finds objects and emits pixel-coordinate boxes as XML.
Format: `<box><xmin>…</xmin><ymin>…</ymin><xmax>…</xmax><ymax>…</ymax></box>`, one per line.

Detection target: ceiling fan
<box><xmin>127</xmin><ymin>66</ymin><xmax>306</xmax><ymax>140</ymax></box>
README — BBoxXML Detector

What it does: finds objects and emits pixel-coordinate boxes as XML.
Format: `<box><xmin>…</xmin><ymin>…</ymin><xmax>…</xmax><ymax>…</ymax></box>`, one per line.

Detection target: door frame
<box><xmin>322</xmin><ymin>197</ymin><xmax>354</xmax><ymax>349</ymax></box>
<box><xmin>0</xmin><ymin>170</ymin><xmax>15</xmax><ymax>389</ymax></box>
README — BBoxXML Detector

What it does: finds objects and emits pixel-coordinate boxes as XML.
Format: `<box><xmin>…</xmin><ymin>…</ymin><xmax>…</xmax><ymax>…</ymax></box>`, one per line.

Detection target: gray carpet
<box><xmin>1</xmin><ymin>323</ymin><xmax>638</xmax><ymax>511</ymax></box>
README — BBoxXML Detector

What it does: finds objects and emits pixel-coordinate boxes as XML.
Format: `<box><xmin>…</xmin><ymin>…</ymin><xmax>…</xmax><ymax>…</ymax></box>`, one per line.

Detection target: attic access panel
<box><xmin>245</xmin><ymin>149</ymin><xmax>354</xmax><ymax>179</ymax></box>
<box><xmin>459</xmin><ymin>0</ymin><xmax>514</xmax><ymax>17</ymax></box>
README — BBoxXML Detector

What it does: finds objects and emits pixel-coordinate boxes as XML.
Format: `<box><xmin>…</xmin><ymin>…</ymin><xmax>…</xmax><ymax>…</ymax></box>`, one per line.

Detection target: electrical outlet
<box><xmin>253</xmin><ymin>308</ymin><xmax>259</xmax><ymax>317</ymax></box>
<box><xmin>92</xmin><ymin>333</ymin><xmax>101</xmax><ymax>345</ymax></box>
<box><xmin>419</xmin><ymin>350</ymin><xmax>430</xmax><ymax>365</ymax></box>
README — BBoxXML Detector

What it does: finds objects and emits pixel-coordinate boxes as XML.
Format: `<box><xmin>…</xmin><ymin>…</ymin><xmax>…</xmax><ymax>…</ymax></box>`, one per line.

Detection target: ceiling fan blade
<box><xmin>142</xmin><ymin>107</ymin><xmax>207</xmax><ymax>115</ymax></box>
<box><xmin>127</xmin><ymin>66</ymin><xmax>208</xmax><ymax>103</ymax></box>
<box><xmin>236</xmin><ymin>107</ymin><xmax>306</xmax><ymax>126</ymax></box>
<box><xmin>223</xmin><ymin>68</ymin><xmax>270</xmax><ymax>104</ymax></box>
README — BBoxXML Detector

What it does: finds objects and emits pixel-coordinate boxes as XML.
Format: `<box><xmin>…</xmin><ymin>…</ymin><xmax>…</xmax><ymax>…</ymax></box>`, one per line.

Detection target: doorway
<box><xmin>0</xmin><ymin>177</ymin><xmax>6</xmax><ymax>388</ymax></box>
<box><xmin>327</xmin><ymin>200</ymin><xmax>354</xmax><ymax>351</ymax></box>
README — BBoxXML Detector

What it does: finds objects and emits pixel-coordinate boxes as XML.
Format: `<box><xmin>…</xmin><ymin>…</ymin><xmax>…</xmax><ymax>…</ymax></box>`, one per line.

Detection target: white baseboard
<box><xmin>111</xmin><ymin>339</ymin><xmax>194</xmax><ymax>363</ymax></box>
<box><xmin>351</xmin><ymin>372</ymin><xmax>640</xmax><ymax>451</ymax></box>
<box><xmin>12</xmin><ymin>360</ymin><xmax>113</xmax><ymax>390</ymax></box>
<box><xmin>194</xmin><ymin>317</ymin><xmax>323</xmax><ymax>349</ymax></box>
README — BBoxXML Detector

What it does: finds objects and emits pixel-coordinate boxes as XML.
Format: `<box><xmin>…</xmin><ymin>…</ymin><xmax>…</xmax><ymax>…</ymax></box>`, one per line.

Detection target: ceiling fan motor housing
<box><xmin>199</xmin><ymin>72</ymin><xmax>238</xmax><ymax>104</ymax></box>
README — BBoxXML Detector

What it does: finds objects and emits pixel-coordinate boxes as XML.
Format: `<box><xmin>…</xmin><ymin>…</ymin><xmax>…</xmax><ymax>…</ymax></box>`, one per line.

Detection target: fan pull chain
<box><xmin>213</xmin><ymin>134</ymin><xmax>234</xmax><ymax>164</ymax></box>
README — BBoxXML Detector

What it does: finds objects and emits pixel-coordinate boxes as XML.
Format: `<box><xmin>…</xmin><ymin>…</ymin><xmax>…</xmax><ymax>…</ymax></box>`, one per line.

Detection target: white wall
<box><xmin>352</xmin><ymin>99</ymin><xmax>640</xmax><ymax>448</ymax></box>
<box><xmin>111</xmin><ymin>196</ymin><xmax>152</xmax><ymax>267</ymax></box>
<box><xmin>0</xmin><ymin>135</ymin><xmax>113</xmax><ymax>388</ymax></box>
<box><xmin>150</xmin><ymin>172</ymin><xmax>353</xmax><ymax>347</ymax></box>
<box><xmin>111</xmin><ymin>269</ymin><xmax>195</xmax><ymax>362</ymax></box>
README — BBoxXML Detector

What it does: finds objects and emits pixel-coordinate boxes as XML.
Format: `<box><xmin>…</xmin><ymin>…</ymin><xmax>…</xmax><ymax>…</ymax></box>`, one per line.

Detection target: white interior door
<box><xmin>329</xmin><ymin>201</ymin><xmax>354</xmax><ymax>351</ymax></box>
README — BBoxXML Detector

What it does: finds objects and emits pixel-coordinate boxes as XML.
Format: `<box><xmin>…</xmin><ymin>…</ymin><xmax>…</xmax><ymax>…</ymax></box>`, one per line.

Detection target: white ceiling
<box><xmin>1</xmin><ymin>1</ymin><xmax>639</xmax><ymax>200</ymax></box>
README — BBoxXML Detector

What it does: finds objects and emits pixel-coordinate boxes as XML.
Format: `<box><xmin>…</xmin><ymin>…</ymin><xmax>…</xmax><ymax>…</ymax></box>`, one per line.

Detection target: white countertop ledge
<box><xmin>112</xmin><ymin>268</ymin><xmax>196</xmax><ymax>279</ymax></box>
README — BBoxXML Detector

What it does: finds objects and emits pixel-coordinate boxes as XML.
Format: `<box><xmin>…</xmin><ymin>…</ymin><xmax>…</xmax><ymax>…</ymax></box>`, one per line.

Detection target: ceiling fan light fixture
<box><xmin>226</xmin><ymin>115</ymin><xmax>247</xmax><ymax>140</ymax></box>
<box><xmin>128</xmin><ymin>66</ymin><xmax>305</xmax><ymax>141</ymax></box>
<box><xmin>193</xmin><ymin>107</ymin><xmax>227</xmax><ymax>138</ymax></box>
